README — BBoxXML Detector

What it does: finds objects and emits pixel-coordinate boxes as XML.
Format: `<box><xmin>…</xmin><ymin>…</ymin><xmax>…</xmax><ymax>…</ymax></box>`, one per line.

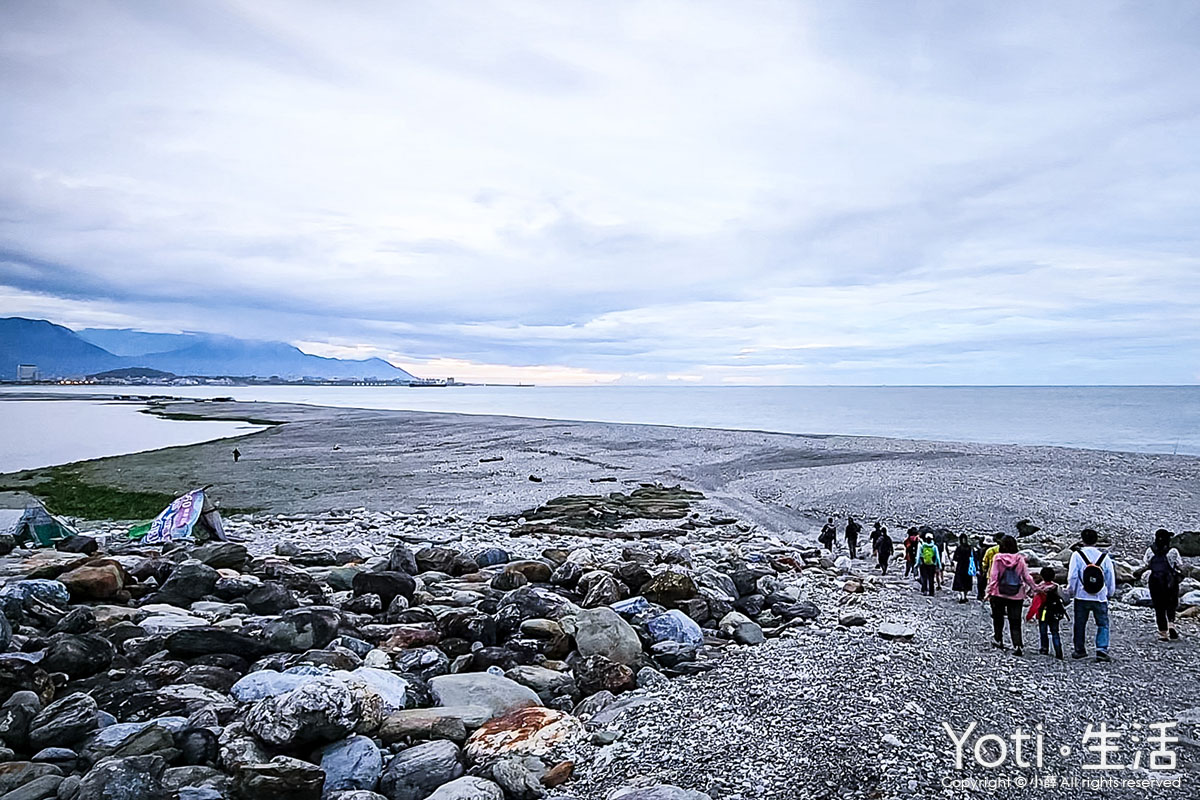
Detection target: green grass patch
<box><xmin>0</xmin><ymin>466</ymin><xmax>258</xmax><ymax>520</ymax></box>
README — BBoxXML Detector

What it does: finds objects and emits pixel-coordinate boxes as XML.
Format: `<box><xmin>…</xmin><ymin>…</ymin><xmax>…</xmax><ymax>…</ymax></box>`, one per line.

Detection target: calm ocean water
<box><xmin>1</xmin><ymin>385</ymin><xmax>1197</xmax><ymax>472</ymax></box>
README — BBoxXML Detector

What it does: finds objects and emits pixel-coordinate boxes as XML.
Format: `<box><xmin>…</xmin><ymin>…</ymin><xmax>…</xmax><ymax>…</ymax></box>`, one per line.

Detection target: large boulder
<box><xmin>574</xmin><ymin>655</ymin><xmax>636</xmax><ymax>695</ymax></box>
<box><xmin>57</xmin><ymin>564</ymin><xmax>124</xmax><ymax>601</ymax></box>
<box><xmin>428</xmin><ymin>674</ymin><xmax>539</xmax><ymax>721</ymax></box>
<box><xmin>242</xmin><ymin>583</ymin><xmax>298</xmax><ymax>615</ymax></box>
<box><xmin>318</xmin><ymin>735</ymin><xmax>382</xmax><ymax>795</ymax></box>
<box><xmin>40</xmin><ymin>633</ymin><xmax>115</xmax><ymax>678</ymax></box>
<box><xmin>574</xmin><ymin>607</ymin><xmax>642</xmax><ymax>666</ymax></box>
<box><xmin>425</xmin><ymin>776</ymin><xmax>504</xmax><ymax>800</ymax></box>
<box><xmin>77</xmin><ymin>754</ymin><xmax>166</xmax><ymax>800</ymax></box>
<box><xmin>28</xmin><ymin>693</ymin><xmax>100</xmax><ymax>750</ymax></box>
<box><xmin>464</xmin><ymin>707</ymin><xmax>584</xmax><ymax>761</ymax></box>
<box><xmin>166</xmin><ymin>627</ymin><xmax>273</xmax><ymax>659</ymax></box>
<box><xmin>0</xmin><ymin>763</ymin><xmax>63</xmax><ymax>796</ymax></box>
<box><xmin>1173</xmin><ymin>532</ymin><xmax>1200</xmax><ymax>558</ymax></box>
<box><xmin>230</xmin><ymin>671</ymin><xmax>314</xmax><ymax>703</ymax></box>
<box><xmin>263</xmin><ymin>607</ymin><xmax>341</xmax><ymax>652</ymax></box>
<box><xmin>0</xmin><ymin>691</ymin><xmax>42</xmax><ymax>751</ymax></box>
<box><xmin>353</xmin><ymin>573</ymin><xmax>415</xmax><ymax>609</ymax></box>
<box><xmin>640</xmin><ymin>571</ymin><xmax>697</xmax><ymax>603</ymax></box>
<box><xmin>246</xmin><ymin>678</ymin><xmax>366</xmax><ymax>748</ymax></box>
<box><xmin>190</xmin><ymin>542</ymin><xmax>249</xmax><ymax>570</ymax></box>
<box><xmin>378</xmin><ymin>740</ymin><xmax>463</xmax><ymax>800</ymax></box>
<box><xmin>645</xmin><ymin>610</ymin><xmax>703</xmax><ymax>648</ymax></box>
<box><xmin>155</xmin><ymin>561</ymin><xmax>220</xmax><ymax>605</ymax></box>
<box><xmin>234</xmin><ymin>756</ymin><xmax>324</xmax><ymax>800</ymax></box>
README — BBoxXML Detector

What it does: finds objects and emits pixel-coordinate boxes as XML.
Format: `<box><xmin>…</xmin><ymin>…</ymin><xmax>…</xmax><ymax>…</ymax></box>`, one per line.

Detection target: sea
<box><xmin>1</xmin><ymin>385</ymin><xmax>1197</xmax><ymax>474</ymax></box>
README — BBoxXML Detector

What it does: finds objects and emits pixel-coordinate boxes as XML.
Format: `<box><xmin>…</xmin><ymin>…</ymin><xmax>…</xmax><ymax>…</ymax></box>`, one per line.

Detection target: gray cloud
<box><xmin>1</xmin><ymin>0</ymin><xmax>1198</xmax><ymax>383</ymax></box>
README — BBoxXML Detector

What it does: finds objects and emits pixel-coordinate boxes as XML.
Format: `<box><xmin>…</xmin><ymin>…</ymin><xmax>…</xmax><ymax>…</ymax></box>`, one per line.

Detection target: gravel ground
<box><xmin>565</xmin><ymin>546</ymin><xmax>1200</xmax><ymax>800</ymax></box>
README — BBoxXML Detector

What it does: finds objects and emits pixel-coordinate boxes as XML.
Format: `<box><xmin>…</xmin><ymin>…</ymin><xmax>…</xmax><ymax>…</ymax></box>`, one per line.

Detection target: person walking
<box><xmin>973</xmin><ymin>537</ymin><xmax>989</xmax><ymax>601</ymax></box>
<box><xmin>915</xmin><ymin>533</ymin><xmax>941</xmax><ymax>597</ymax></box>
<box><xmin>870</xmin><ymin>522</ymin><xmax>884</xmax><ymax>555</ymax></box>
<box><xmin>845</xmin><ymin>517</ymin><xmax>862</xmax><ymax>559</ymax></box>
<box><xmin>950</xmin><ymin>533</ymin><xmax>974</xmax><ymax>603</ymax></box>
<box><xmin>232</xmin><ymin>447</ymin><xmax>241</xmax><ymax>463</ymax></box>
<box><xmin>1067</xmin><ymin>528</ymin><xmax>1117</xmax><ymax>662</ymax></box>
<box><xmin>876</xmin><ymin>527</ymin><xmax>894</xmax><ymax>574</ymax></box>
<box><xmin>987</xmin><ymin>535</ymin><xmax>1037</xmax><ymax>655</ymax></box>
<box><xmin>819</xmin><ymin>517</ymin><xmax>837</xmax><ymax>552</ymax></box>
<box><xmin>1028</xmin><ymin>566</ymin><xmax>1067</xmax><ymax>659</ymax></box>
<box><xmin>1135</xmin><ymin>529</ymin><xmax>1183</xmax><ymax>642</ymax></box>
<box><xmin>903</xmin><ymin>528</ymin><xmax>920</xmax><ymax>578</ymax></box>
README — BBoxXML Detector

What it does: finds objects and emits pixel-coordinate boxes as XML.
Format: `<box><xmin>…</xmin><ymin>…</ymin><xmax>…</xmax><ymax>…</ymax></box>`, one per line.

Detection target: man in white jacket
<box><xmin>1067</xmin><ymin>528</ymin><xmax>1117</xmax><ymax>662</ymax></box>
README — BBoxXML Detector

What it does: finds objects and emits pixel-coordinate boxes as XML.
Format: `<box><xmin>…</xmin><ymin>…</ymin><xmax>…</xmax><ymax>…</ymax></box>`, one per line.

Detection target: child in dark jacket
<box><xmin>1029</xmin><ymin>566</ymin><xmax>1067</xmax><ymax>659</ymax></box>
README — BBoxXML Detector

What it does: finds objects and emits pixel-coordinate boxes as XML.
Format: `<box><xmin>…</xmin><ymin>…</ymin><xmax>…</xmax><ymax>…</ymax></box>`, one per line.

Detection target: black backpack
<box><xmin>1080</xmin><ymin>551</ymin><xmax>1107</xmax><ymax>595</ymax></box>
<box><xmin>1148</xmin><ymin>551</ymin><xmax>1179</xmax><ymax>592</ymax></box>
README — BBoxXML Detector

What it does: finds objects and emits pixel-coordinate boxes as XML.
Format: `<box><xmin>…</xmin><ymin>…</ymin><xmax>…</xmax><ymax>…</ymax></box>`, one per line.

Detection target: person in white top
<box><xmin>1134</xmin><ymin>529</ymin><xmax>1184</xmax><ymax>641</ymax></box>
<box><xmin>1067</xmin><ymin>528</ymin><xmax>1117</xmax><ymax>661</ymax></box>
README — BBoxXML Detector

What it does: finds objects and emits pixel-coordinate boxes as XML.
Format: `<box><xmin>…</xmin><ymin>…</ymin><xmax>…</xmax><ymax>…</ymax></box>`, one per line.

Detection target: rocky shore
<box><xmin>1</xmin><ymin>401</ymin><xmax>1198</xmax><ymax>799</ymax></box>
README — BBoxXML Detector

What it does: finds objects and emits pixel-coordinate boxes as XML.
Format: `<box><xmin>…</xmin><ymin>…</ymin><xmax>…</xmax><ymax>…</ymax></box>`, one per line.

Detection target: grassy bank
<box><xmin>0</xmin><ymin>465</ymin><xmax>258</xmax><ymax>520</ymax></box>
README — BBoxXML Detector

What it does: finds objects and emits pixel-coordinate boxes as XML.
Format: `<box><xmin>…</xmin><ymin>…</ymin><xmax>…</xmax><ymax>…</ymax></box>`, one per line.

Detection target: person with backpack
<box><xmin>950</xmin><ymin>533</ymin><xmax>974</xmax><ymax>604</ymax></box>
<box><xmin>876</xmin><ymin>526</ymin><xmax>894</xmax><ymax>574</ymax></box>
<box><xmin>1135</xmin><ymin>529</ymin><xmax>1183</xmax><ymax>642</ymax></box>
<box><xmin>819</xmin><ymin>517</ymin><xmax>837</xmax><ymax>552</ymax></box>
<box><xmin>915</xmin><ymin>533</ymin><xmax>942</xmax><ymax>596</ymax></box>
<box><xmin>1067</xmin><ymin>528</ymin><xmax>1117</xmax><ymax>661</ymax></box>
<box><xmin>903</xmin><ymin>528</ymin><xmax>920</xmax><ymax>578</ymax></box>
<box><xmin>845</xmin><ymin>517</ymin><xmax>862</xmax><ymax>559</ymax></box>
<box><xmin>973</xmin><ymin>537</ymin><xmax>990</xmax><ymax>601</ymax></box>
<box><xmin>986</xmin><ymin>535</ymin><xmax>1037</xmax><ymax>654</ymax></box>
<box><xmin>1027</xmin><ymin>566</ymin><xmax>1067</xmax><ymax>659</ymax></box>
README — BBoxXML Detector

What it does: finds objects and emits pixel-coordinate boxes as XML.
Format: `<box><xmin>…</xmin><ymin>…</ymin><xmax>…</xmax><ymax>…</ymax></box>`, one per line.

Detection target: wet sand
<box><xmin>6</xmin><ymin>398</ymin><xmax>1197</xmax><ymax>554</ymax></box>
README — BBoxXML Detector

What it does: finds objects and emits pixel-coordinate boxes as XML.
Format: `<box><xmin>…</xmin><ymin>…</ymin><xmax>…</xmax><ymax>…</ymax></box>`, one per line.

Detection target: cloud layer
<box><xmin>2</xmin><ymin>0</ymin><xmax>1198</xmax><ymax>383</ymax></box>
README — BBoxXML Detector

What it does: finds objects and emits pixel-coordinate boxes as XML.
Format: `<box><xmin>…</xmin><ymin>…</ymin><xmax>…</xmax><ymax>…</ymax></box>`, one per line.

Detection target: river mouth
<box><xmin>0</xmin><ymin>397</ymin><xmax>268</xmax><ymax>474</ymax></box>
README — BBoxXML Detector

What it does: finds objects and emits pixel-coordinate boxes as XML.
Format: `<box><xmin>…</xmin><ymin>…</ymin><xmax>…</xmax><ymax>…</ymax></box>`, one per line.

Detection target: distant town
<box><xmin>6</xmin><ymin>365</ymin><xmax>464</xmax><ymax>387</ymax></box>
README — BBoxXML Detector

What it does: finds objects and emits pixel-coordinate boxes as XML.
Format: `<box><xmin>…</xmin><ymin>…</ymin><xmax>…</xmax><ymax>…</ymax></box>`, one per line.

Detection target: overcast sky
<box><xmin>2</xmin><ymin>1</ymin><xmax>1198</xmax><ymax>384</ymax></box>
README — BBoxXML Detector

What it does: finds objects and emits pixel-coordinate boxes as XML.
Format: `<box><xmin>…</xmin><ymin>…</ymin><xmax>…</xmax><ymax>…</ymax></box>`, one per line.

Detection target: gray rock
<box><xmin>233</xmin><ymin>756</ymin><xmax>324</xmax><ymax>800</ymax></box>
<box><xmin>428</xmin><ymin>674</ymin><xmax>539</xmax><ymax>721</ymax></box>
<box><xmin>229</xmin><ymin>670</ymin><xmax>313</xmax><ymax>703</ymax></box>
<box><xmin>318</xmin><ymin>735</ymin><xmax>382</xmax><ymax>795</ymax></box>
<box><xmin>573</xmin><ymin>608</ymin><xmax>642</xmax><ymax>666</ymax></box>
<box><xmin>645</xmin><ymin>610</ymin><xmax>703</xmax><ymax>647</ymax></box>
<box><xmin>28</xmin><ymin>694</ymin><xmax>99</xmax><ymax>750</ymax></box>
<box><xmin>491</xmin><ymin>757</ymin><xmax>544</xmax><ymax>800</ymax></box>
<box><xmin>424</xmin><ymin>776</ymin><xmax>504</xmax><ymax>800</ymax></box>
<box><xmin>718</xmin><ymin>611</ymin><xmax>764</xmax><ymax>644</ymax></box>
<box><xmin>77</xmin><ymin>755</ymin><xmax>166</xmax><ymax>800</ymax></box>
<box><xmin>878</xmin><ymin>622</ymin><xmax>917</xmax><ymax>641</ymax></box>
<box><xmin>246</xmin><ymin>677</ymin><xmax>365</xmax><ymax>748</ymax></box>
<box><xmin>0</xmin><ymin>763</ymin><xmax>62</xmax><ymax>796</ymax></box>
<box><xmin>0</xmin><ymin>692</ymin><xmax>43</xmax><ymax>751</ymax></box>
<box><xmin>378</xmin><ymin>740</ymin><xmax>464</xmax><ymax>800</ymax></box>
<box><xmin>0</xmin><ymin>774</ymin><xmax>63</xmax><ymax>800</ymax></box>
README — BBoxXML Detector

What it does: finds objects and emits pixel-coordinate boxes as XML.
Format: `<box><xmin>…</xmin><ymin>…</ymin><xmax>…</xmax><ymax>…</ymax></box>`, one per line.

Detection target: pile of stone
<box><xmin>0</xmin><ymin>524</ymin><xmax>819</xmax><ymax>800</ymax></box>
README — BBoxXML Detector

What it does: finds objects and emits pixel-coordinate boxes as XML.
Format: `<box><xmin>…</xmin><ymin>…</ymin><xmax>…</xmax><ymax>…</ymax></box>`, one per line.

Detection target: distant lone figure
<box><xmin>232</xmin><ymin>448</ymin><xmax>241</xmax><ymax>463</ymax></box>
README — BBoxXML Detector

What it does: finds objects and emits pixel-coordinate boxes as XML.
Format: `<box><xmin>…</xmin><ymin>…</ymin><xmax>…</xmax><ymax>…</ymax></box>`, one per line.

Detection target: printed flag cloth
<box><xmin>143</xmin><ymin>489</ymin><xmax>205</xmax><ymax>545</ymax></box>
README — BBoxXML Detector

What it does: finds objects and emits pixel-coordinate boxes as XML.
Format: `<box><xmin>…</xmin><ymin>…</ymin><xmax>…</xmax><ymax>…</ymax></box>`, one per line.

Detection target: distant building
<box><xmin>17</xmin><ymin>364</ymin><xmax>39</xmax><ymax>382</ymax></box>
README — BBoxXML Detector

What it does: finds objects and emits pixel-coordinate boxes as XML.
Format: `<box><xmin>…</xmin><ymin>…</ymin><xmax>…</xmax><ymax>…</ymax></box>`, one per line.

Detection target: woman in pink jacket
<box><xmin>987</xmin><ymin>535</ymin><xmax>1038</xmax><ymax>655</ymax></box>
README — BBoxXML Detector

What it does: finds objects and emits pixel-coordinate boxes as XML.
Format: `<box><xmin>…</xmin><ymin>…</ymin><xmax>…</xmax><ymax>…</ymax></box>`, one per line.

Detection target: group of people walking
<box><xmin>819</xmin><ymin>515</ymin><xmax>1187</xmax><ymax>660</ymax></box>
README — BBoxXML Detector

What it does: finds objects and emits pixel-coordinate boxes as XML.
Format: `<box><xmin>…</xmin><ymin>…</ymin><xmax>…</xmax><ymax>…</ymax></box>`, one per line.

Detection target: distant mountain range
<box><xmin>0</xmin><ymin>317</ymin><xmax>418</xmax><ymax>381</ymax></box>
